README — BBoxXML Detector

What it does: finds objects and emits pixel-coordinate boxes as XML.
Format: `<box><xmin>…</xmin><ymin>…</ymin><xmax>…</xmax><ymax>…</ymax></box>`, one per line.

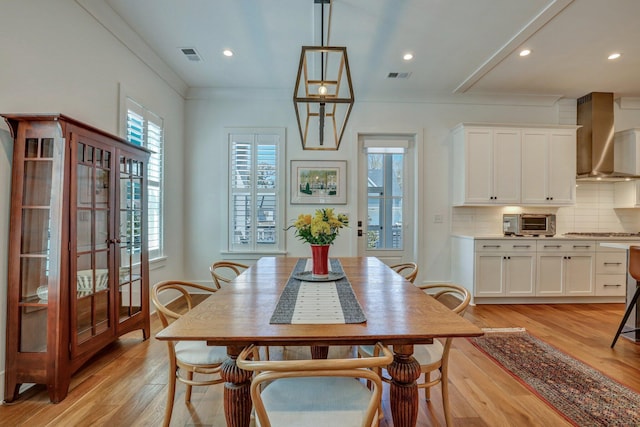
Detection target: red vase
<box><xmin>311</xmin><ymin>244</ymin><xmax>330</xmax><ymax>278</ymax></box>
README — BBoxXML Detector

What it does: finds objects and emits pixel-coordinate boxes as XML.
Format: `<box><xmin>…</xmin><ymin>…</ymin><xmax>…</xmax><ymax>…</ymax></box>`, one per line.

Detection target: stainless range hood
<box><xmin>576</xmin><ymin>92</ymin><xmax>640</xmax><ymax>180</ymax></box>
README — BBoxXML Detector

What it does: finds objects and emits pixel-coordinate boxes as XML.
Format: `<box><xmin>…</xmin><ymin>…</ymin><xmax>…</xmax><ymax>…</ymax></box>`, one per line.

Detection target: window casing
<box><xmin>228</xmin><ymin>128</ymin><xmax>285</xmax><ymax>252</ymax></box>
<box><xmin>125</xmin><ymin>98</ymin><xmax>164</xmax><ymax>260</ymax></box>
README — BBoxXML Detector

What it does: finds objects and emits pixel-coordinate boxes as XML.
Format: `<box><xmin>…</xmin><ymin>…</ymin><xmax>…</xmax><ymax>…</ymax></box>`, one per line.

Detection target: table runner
<box><xmin>269</xmin><ymin>258</ymin><xmax>367</xmax><ymax>324</ymax></box>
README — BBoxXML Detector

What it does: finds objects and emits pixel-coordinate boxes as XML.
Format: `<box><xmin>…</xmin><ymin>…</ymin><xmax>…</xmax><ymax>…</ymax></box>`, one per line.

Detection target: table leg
<box><xmin>387</xmin><ymin>344</ymin><xmax>421</xmax><ymax>427</ymax></box>
<box><xmin>222</xmin><ymin>345</ymin><xmax>252</xmax><ymax>427</ymax></box>
<box><xmin>311</xmin><ymin>345</ymin><xmax>329</xmax><ymax>359</ymax></box>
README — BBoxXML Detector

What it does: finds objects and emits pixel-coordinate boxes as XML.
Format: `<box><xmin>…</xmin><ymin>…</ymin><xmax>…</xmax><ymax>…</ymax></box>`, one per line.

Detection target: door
<box><xmin>565</xmin><ymin>254</ymin><xmax>595</xmax><ymax>295</ymax></box>
<box><xmin>70</xmin><ymin>129</ymin><xmax>116</xmax><ymax>356</ymax></box>
<box><xmin>506</xmin><ymin>254</ymin><xmax>536</xmax><ymax>296</ymax></box>
<box><xmin>492</xmin><ymin>128</ymin><xmax>521</xmax><ymax>204</ymax></box>
<box><xmin>521</xmin><ymin>130</ymin><xmax>549</xmax><ymax>204</ymax></box>
<box><xmin>357</xmin><ymin>135</ymin><xmax>415</xmax><ymax>264</ymax></box>
<box><xmin>464</xmin><ymin>128</ymin><xmax>493</xmax><ymax>203</ymax></box>
<box><xmin>547</xmin><ymin>131</ymin><xmax>576</xmax><ymax>204</ymax></box>
<box><xmin>116</xmin><ymin>147</ymin><xmax>148</xmax><ymax>333</ymax></box>
<box><xmin>537</xmin><ymin>254</ymin><xmax>564</xmax><ymax>296</ymax></box>
<box><xmin>475</xmin><ymin>254</ymin><xmax>505</xmax><ymax>296</ymax></box>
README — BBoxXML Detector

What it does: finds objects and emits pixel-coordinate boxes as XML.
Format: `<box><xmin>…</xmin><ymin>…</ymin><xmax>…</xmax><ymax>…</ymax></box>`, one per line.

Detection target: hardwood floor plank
<box><xmin>1</xmin><ymin>302</ymin><xmax>639</xmax><ymax>426</ymax></box>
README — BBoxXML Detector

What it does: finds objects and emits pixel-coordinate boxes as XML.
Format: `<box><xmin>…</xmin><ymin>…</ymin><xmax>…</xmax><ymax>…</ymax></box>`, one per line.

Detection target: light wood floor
<box><xmin>2</xmin><ymin>302</ymin><xmax>640</xmax><ymax>426</ymax></box>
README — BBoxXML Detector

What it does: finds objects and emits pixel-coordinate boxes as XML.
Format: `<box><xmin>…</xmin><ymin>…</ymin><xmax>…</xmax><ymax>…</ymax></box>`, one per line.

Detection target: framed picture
<box><xmin>291</xmin><ymin>160</ymin><xmax>347</xmax><ymax>204</ymax></box>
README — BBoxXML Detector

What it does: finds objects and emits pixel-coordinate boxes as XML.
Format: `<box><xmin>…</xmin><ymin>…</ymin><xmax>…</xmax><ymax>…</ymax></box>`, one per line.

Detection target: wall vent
<box><xmin>179</xmin><ymin>47</ymin><xmax>203</xmax><ymax>62</ymax></box>
<box><xmin>387</xmin><ymin>72</ymin><xmax>411</xmax><ymax>79</ymax></box>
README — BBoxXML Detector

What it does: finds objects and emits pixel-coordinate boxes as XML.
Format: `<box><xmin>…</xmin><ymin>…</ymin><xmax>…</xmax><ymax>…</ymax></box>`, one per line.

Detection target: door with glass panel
<box><xmin>71</xmin><ymin>131</ymin><xmax>116</xmax><ymax>355</ymax></box>
<box><xmin>358</xmin><ymin>136</ymin><xmax>415</xmax><ymax>263</ymax></box>
<box><xmin>117</xmin><ymin>150</ymin><xmax>147</xmax><ymax>333</ymax></box>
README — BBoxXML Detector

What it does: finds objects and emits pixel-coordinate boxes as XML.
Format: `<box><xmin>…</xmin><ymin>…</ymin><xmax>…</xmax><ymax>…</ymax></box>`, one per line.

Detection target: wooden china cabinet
<box><xmin>3</xmin><ymin>114</ymin><xmax>150</xmax><ymax>403</ymax></box>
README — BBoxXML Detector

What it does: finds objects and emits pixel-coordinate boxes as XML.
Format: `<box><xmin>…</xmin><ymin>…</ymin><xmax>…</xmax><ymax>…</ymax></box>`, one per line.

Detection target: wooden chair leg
<box><xmin>164</xmin><ymin>359</ymin><xmax>178</xmax><ymax>427</ymax></box>
<box><xmin>441</xmin><ymin>366</ymin><xmax>452</xmax><ymax>427</ymax></box>
<box><xmin>185</xmin><ymin>370</ymin><xmax>193</xmax><ymax>402</ymax></box>
<box><xmin>424</xmin><ymin>371</ymin><xmax>431</xmax><ymax>401</ymax></box>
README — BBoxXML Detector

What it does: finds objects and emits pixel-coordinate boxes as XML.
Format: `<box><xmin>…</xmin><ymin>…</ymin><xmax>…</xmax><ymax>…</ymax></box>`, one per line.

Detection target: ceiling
<box><xmin>83</xmin><ymin>0</ymin><xmax>640</xmax><ymax>103</ymax></box>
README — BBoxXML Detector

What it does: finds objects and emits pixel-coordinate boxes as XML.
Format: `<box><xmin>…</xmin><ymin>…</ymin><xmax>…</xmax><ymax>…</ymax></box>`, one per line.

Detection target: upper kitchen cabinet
<box><xmin>614</xmin><ymin>180</ymin><xmax>640</xmax><ymax>208</ymax></box>
<box><xmin>3</xmin><ymin>114</ymin><xmax>151</xmax><ymax>403</ymax></box>
<box><xmin>521</xmin><ymin>128</ymin><xmax>577</xmax><ymax>205</ymax></box>
<box><xmin>451</xmin><ymin>124</ymin><xmax>521</xmax><ymax>206</ymax></box>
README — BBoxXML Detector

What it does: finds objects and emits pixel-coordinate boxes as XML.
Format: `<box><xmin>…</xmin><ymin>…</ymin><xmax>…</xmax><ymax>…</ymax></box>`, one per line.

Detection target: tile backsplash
<box><xmin>451</xmin><ymin>182</ymin><xmax>640</xmax><ymax>235</ymax></box>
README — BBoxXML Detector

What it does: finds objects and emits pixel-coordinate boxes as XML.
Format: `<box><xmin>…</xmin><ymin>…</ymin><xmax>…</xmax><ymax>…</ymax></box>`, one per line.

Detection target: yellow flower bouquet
<box><xmin>287</xmin><ymin>208</ymin><xmax>349</xmax><ymax>245</ymax></box>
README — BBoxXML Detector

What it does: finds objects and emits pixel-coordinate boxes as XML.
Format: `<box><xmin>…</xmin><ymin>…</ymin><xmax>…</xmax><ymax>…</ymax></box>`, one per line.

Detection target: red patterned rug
<box><xmin>469</xmin><ymin>329</ymin><xmax>640</xmax><ymax>426</ymax></box>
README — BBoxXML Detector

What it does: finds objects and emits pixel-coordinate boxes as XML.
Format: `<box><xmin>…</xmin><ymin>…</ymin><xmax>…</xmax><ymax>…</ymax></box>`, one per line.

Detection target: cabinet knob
<box><xmin>109</xmin><ymin>238</ymin><xmax>121</xmax><ymax>244</ymax></box>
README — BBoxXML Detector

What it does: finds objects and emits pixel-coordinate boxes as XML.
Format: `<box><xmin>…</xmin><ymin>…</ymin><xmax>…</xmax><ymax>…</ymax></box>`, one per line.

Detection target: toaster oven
<box><xmin>503</xmin><ymin>213</ymin><xmax>556</xmax><ymax>237</ymax></box>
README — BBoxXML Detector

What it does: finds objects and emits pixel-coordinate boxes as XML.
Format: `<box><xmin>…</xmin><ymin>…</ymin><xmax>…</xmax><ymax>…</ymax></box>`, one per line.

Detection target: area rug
<box><xmin>469</xmin><ymin>329</ymin><xmax>640</xmax><ymax>426</ymax></box>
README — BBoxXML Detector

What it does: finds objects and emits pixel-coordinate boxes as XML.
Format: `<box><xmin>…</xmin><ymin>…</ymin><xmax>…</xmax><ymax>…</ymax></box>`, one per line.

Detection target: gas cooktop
<box><xmin>563</xmin><ymin>232</ymin><xmax>640</xmax><ymax>237</ymax></box>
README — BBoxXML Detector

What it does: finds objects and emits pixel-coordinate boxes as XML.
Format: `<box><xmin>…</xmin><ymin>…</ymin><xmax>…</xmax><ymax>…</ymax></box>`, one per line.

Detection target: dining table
<box><xmin>155</xmin><ymin>256</ymin><xmax>484</xmax><ymax>427</ymax></box>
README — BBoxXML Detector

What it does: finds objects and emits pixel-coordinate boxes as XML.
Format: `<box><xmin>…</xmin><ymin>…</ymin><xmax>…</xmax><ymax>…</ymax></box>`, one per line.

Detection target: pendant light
<box><xmin>293</xmin><ymin>0</ymin><xmax>354</xmax><ymax>150</ymax></box>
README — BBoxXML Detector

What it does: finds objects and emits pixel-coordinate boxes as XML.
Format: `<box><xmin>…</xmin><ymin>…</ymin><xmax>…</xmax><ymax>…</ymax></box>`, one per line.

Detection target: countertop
<box><xmin>600</xmin><ymin>242</ymin><xmax>640</xmax><ymax>250</ymax></box>
<box><xmin>452</xmin><ymin>234</ymin><xmax>640</xmax><ymax>241</ymax></box>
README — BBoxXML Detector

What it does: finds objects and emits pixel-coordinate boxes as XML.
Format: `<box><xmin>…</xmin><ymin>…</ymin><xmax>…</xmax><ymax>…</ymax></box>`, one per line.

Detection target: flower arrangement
<box><xmin>287</xmin><ymin>208</ymin><xmax>349</xmax><ymax>245</ymax></box>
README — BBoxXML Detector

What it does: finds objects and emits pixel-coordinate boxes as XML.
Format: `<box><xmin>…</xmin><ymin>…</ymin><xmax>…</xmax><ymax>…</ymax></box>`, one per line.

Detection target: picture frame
<box><xmin>291</xmin><ymin>160</ymin><xmax>347</xmax><ymax>204</ymax></box>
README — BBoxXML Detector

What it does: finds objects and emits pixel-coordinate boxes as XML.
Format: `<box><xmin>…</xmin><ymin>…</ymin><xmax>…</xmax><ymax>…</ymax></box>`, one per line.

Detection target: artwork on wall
<box><xmin>290</xmin><ymin>160</ymin><xmax>347</xmax><ymax>204</ymax></box>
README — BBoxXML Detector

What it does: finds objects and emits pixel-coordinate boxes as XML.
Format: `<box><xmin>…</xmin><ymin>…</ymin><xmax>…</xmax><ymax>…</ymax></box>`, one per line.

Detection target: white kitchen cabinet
<box><xmin>451</xmin><ymin>125</ymin><xmax>521</xmax><ymax>205</ymax></box>
<box><xmin>536</xmin><ymin>241</ymin><xmax>595</xmax><ymax>296</ymax></box>
<box><xmin>595</xmin><ymin>246</ymin><xmax>627</xmax><ymax>296</ymax></box>
<box><xmin>474</xmin><ymin>240</ymin><xmax>536</xmax><ymax>297</ymax></box>
<box><xmin>521</xmin><ymin>128</ymin><xmax>577</xmax><ymax>205</ymax></box>
<box><xmin>614</xmin><ymin>181</ymin><xmax>640</xmax><ymax>208</ymax></box>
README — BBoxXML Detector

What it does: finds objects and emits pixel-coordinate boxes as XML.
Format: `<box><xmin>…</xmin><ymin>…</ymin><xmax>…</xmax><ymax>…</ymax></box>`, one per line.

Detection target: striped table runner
<box><xmin>269</xmin><ymin>258</ymin><xmax>366</xmax><ymax>324</ymax></box>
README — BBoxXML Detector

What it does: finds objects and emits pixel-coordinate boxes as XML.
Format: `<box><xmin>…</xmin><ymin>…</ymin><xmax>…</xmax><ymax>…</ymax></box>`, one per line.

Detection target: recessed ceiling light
<box><xmin>403</xmin><ymin>53</ymin><xmax>414</xmax><ymax>61</ymax></box>
<box><xmin>519</xmin><ymin>49</ymin><xmax>531</xmax><ymax>57</ymax></box>
<box><xmin>223</xmin><ymin>49</ymin><xmax>234</xmax><ymax>57</ymax></box>
<box><xmin>608</xmin><ymin>52</ymin><xmax>621</xmax><ymax>60</ymax></box>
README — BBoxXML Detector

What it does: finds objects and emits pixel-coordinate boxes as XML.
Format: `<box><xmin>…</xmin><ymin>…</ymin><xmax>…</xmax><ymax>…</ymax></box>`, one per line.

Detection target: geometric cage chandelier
<box><xmin>293</xmin><ymin>0</ymin><xmax>354</xmax><ymax>150</ymax></box>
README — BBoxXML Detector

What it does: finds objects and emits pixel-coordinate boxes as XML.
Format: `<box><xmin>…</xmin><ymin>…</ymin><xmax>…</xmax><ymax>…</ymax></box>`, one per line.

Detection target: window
<box><xmin>228</xmin><ymin>128</ymin><xmax>285</xmax><ymax>252</ymax></box>
<box><xmin>125</xmin><ymin>98</ymin><xmax>164</xmax><ymax>260</ymax></box>
<box><xmin>365</xmin><ymin>144</ymin><xmax>407</xmax><ymax>250</ymax></box>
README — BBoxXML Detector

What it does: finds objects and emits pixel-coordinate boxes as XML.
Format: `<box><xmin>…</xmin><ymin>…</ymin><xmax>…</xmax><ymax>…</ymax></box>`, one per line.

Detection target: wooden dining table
<box><xmin>155</xmin><ymin>256</ymin><xmax>483</xmax><ymax>427</ymax></box>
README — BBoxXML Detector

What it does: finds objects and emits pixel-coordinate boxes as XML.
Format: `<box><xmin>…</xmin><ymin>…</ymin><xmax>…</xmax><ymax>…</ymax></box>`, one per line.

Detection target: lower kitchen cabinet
<box><xmin>475</xmin><ymin>240</ymin><xmax>536</xmax><ymax>297</ymax></box>
<box><xmin>536</xmin><ymin>241</ymin><xmax>595</xmax><ymax>296</ymax></box>
<box><xmin>451</xmin><ymin>236</ymin><xmax>627</xmax><ymax>303</ymax></box>
<box><xmin>595</xmin><ymin>246</ymin><xmax>627</xmax><ymax>296</ymax></box>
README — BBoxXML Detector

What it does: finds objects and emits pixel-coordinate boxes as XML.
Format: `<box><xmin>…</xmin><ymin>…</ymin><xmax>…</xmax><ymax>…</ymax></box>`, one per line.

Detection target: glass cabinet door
<box><xmin>118</xmin><ymin>155</ymin><xmax>145</xmax><ymax>324</ymax></box>
<box><xmin>18</xmin><ymin>136</ymin><xmax>61</xmax><ymax>353</ymax></box>
<box><xmin>74</xmin><ymin>140</ymin><xmax>112</xmax><ymax>346</ymax></box>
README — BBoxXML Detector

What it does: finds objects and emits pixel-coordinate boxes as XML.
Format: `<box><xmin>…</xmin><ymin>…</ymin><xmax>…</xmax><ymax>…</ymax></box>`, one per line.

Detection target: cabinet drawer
<box><xmin>596</xmin><ymin>253</ymin><xmax>626</xmax><ymax>274</ymax></box>
<box><xmin>595</xmin><ymin>275</ymin><xmax>626</xmax><ymax>296</ymax></box>
<box><xmin>475</xmin><ymin>240</ymin><xmax>536</xmax><ymax>252</ymax></box>
<box><xmin>537</xmin><ymin>240</ymin><xmax>596</xmax><ymax>252</ymax></box>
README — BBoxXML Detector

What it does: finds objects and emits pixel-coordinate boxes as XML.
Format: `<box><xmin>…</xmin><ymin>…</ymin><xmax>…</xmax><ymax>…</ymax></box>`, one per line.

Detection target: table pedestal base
<box><xmin>387</xmin><ymin>345</ymin><xmax>421</xmax><ymax>427</ymax></box>
<box><xmin>222</xmin><ymin>346</ymin><xmax>252</xmax><ymax>427</ymax></box>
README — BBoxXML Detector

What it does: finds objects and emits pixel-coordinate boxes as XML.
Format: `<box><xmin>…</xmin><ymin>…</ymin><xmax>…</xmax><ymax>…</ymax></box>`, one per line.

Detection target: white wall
<box><xmin>0</xmin><ymin>0</ymin><xmax>186</xmax><ymax>402</ymax></box>
<box><xmin>184</xmin><ymin>91</ymin><xmax>570</xmax><ymax>284</ymax></box>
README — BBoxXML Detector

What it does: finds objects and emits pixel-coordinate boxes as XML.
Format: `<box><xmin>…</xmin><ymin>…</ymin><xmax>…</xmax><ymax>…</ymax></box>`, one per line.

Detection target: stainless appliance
<box><xmin>503</xmin><ymin>213</ymin><xmax>556</xmax><ymax>236</ymax></box>
<box><xmin>576</xmin><ymin>92</ymin><xmax>640</xmax><ymax>180</ymax></box>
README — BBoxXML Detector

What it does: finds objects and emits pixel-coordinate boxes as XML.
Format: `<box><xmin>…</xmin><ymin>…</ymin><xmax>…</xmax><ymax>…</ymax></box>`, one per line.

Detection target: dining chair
<box><xmin>209</xmin><ymin>260</ymin><xmax>249</xmax><ymax>289</ymax></box>
<box><xmin>611</xmin><ymin>246</ymin><xmax>640</xmax><ymax>348</ymax></box>
<box><xmin>237</xmin><ymin>342</ymin><xmax>393</xmax><ymax>427</ymax></box>
<box><xmin>390</xmin><ymin>262</ymin><xmax>419</xmax><ymax>283</ymax></box>
<box><xmin>357</xmin><ymin>283</ymin><xmax>470</xmax><ymax>426</ymax></box>
<box><xmin>151</xmin><ymin>280</ymin><xmax>229</xmax><ymax>427</ymax></box>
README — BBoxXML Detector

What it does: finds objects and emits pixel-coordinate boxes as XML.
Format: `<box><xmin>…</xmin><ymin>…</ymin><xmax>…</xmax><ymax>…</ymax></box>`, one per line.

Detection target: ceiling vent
<box><xmin>179</xmin><ymin>47</ymin><xmax>202</xmax><ymax>62</ymax></box>
<box><xmin>387</xmin><ymin>72</ymin><xmax>411</xmax><ymax>79</ymax></box>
